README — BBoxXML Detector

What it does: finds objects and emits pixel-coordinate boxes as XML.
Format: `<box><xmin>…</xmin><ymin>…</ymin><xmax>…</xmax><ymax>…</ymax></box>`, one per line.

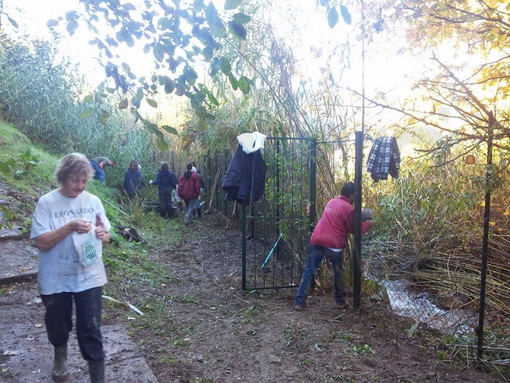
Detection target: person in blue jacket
<box><xmin>150</xmin><ymin>161</ymin><xmax>178</xmax><ymax>218</ymax></box>
<box><xmin>123</xmin><ymin>160</ymin><xmax>145</xmax><ymax>198</ymax></box>
<box><xmin>90</xmin><ymin>157</ymin><xmax>115</xmax><ymax>183</ymax></box>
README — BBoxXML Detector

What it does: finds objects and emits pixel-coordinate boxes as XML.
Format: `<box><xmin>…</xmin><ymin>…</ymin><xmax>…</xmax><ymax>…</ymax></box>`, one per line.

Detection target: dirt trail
<box><xmin>119</xmin><ymin>213</ymin><xmax>505</xmax><ymax>383</ymax></box>
<box><xmin>0</xmin><ymin>213</ymin><xmax>506</xmax><ymax>383</ymax></box>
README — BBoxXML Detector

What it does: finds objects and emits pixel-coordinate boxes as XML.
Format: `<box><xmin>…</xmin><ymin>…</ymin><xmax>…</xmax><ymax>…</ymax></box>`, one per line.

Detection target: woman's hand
<box><xmin>95</xmin><ymin>225</ymin><xmax>111</xmax><ymax>244</ymax></box>
<box><xmin>70</xmin><ymin>219</ymin><xmax>92</xmax><ymax>234</ymax></box>
<box><xmin>35</xmin><ymin>219</ymin><xmax>90</xmax><ymax>251</ymax></box>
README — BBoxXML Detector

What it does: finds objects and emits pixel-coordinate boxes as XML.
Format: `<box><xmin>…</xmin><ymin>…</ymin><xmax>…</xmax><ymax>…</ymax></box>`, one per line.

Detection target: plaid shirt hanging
<box><xmin>366</xmin><ymin>136</ymin><xmax>400</xmax><ymax>182</ymax></box>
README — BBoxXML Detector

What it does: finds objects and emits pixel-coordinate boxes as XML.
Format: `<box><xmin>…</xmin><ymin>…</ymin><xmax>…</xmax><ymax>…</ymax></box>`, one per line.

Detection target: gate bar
<box><xmin>353</xmin><ymin>131</ymin><xmax>363</xmax><ymax>310</ymax></box>
<box><xmin>477</xmin><ymin>112</ymin><xmax>494</xmax><ymax>359</ymax></box>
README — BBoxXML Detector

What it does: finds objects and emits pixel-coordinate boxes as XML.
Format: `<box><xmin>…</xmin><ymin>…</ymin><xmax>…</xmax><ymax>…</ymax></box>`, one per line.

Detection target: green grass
<box><xmin>0</xmin><ymin>123</ymin><xmax>58</xmax><ymax>194</ymax></box>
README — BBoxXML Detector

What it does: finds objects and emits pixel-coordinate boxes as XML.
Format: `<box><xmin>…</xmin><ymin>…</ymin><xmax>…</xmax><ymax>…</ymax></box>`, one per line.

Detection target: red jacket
<box><xmin>178</xmin><ymin>171</ymin><xmax>201</xmax><ymax>200</ymax></box>
<box><xmin>310</xmin><ymin>195</ymin><xmax>372</xmax><ymax>249</ymax></box>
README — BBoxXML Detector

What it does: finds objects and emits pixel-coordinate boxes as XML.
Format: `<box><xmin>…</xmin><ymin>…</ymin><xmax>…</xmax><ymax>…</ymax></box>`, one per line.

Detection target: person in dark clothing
<box><xmin>150</xmin><ymin>162</ymin><xmax>178</xmax><ymax>218</ymax></box>
<box><xmin>90</xmin><ymin>157</ymin><xmax>115</xmax><ymax>183</ymax></box>
<box><xmin>190</xmin><ymin>161</ymin><xmax>204</xmax><ymax>218</ymax></box>
<box><xmin>294</xmin><ymin>182</ymin><xmax>372</xmax><ymax>311</ymax></box>
<box><xmin>178</xmin><ymin>163</ymin><xmax>201</xmax><ymax>225</ymax></box>
<box><xmin>123</xmin><ymin>160</ymin><xmax>145</xmax><ymax>198</ymax></box>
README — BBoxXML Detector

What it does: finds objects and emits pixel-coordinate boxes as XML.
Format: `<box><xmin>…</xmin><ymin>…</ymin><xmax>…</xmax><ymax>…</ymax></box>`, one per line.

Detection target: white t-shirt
<box><xmin>30</xmin><ymin>189</ymin><xmax>111</xmax><ymax>295</ymax></box>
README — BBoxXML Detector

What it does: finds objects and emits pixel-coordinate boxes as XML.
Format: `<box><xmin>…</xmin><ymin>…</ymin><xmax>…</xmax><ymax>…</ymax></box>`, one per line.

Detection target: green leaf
<box><xmin>0</xmin><ymin>206</ymin><xmax>14</xmax><ymax>220</ymax></box>
<box><xmin>98</xmin><ymin>109</ymin><xmax>110</xmax><ymax>125</ymax></box>
<box><xmin>407</xmin><ymin>321</ymin><xmax>419</xmax><ymax>337</ymax></box>
<box><xmin>146</xmin><ymin>98</ymin><xmax>158</xmax><ymax>107</ymax></box>
<box><xmin>123</xmin><ymin>2</ymin><xmax>136</xmax><ymax>11</ymax></box>
<box><xmin>206</xmin><ymin>4</ymin><xmax>227</xmax><ymax>37</ymax></box>
<box><xmin>7</xmin><ymin>17</ymin><xmax>19</xmax><ymax>29</ymax></box>
<box><xmin>158</xmin><ymin>17</ymin><xmax>174</xmax><ymax>31</ymax></box>
<box><xmin>220</xmin><ymin>57</ymin><xmax>232</xmax><ymax>75</ymax></box>
<box><xmin>131</xmin><ymin>87</ymin><xmax>143</xmax><ymax>108</ymax></box>
<box><xmin>202</xmin><ymin>46</ymin><xmax>213</xmax><ymax>61</ymax></box>
<box><xmin>67</xmin><ymin>20</ymin><xmax>79</xmax><ymax>35</ymax></box>
<box><xmin>229</xmin><ymin>73</ymin><xmax>238</xmax><ymax>90</ymax></box>
<box><xmin>207</xmin><ymin>91</ymin><xmax>219</xmax><ymax>106</ymax></box>
<box><xmin>117</xmin><ymin>29</ymin><xmax>135</xmax><ymax>47</ymax></box>
<box><xmin>162</xmin><ymin>125</ymin><xmax>179</xmax><ymax>135</ymax></box>
<box><xmin>183</xmin><ymin>68</ymin><xmax>198</xmax><ymax>85</ymax></box>
<box><xmin>164</xmin><ymin>80</ymin><xmax>176</xmax><ymax>94</ymax></box>
<box><xmin>328</xmin><ymin>7</ymin><xmax>339</xmax><ymax>28</ymax></box>
<box><xmin>47</xmin><ymin>19</ymin><xmax>58</xmax><ymax>28</ymax></box>
<box><xmin>156</xmin><ymin>136</ymin><xmax>169</xmax><ymax>151</ymax></box>
<box><xmin>238</xmin><ymin>76</ymin><xmax>251</xmax><ymax>94</ymax></box>
<box><xmin>224</xmin><ymin>0</ymin><xmax>242</xmax><ymax>10</ymax></box>
<box><xmin>232</xmin><ymin>13</ymin><xmax>251</xmax><ymax>25</ymax></box>
<box><xmin>209</xmin><ymin>57</ymin><xmax>221</xmax><ymax>76</ymax></box>
<box><xmin>228</xmin><ymin>21</ymin><xmax>247</xmax><ymax>40</ymax></box>
<box><xmin>340</xmin><ymin>5</ymin><xmax>352</xmax><ymax>25</ymax></box>
<box><xmin>79</xmin><ymin>108</ymin><xmax>96</xmax><ymax>119</ymax></box>
<box><xmin>194</xmin><ymin>0</ymin><xmax>205</xmax><ymax>12</ymax></box>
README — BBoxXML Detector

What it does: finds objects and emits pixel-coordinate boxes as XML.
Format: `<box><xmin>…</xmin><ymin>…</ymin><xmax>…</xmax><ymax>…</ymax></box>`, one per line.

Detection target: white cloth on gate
<box><xmin>237</xmin><ymin>132</ymin><xmax>267</xmax><ymax>154</ymax></box>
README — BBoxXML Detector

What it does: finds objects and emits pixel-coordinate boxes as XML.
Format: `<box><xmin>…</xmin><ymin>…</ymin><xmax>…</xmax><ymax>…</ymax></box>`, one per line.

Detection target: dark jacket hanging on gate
<box><xmin>366</xmin><ymin>136</ymin><xmax>401</xmax><ymax>182</ymax></box>
<box><xmin>222</xmin><ymin>144</ymin><xmax>267</xmax><ymax>203</ymax></box>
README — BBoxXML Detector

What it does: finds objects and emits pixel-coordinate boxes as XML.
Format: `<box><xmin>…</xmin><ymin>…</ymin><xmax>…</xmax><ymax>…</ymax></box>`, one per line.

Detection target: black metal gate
<box><xmin>241</xmin><ymin>137</ymin><xmax>317</xmax><ymax>290</ymax></box>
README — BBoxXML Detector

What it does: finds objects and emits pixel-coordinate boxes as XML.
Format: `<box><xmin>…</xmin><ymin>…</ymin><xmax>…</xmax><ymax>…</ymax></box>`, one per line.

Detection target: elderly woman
<box><xmin>30</xmin><ymin>153</ymin><xmax>111</xmax><ymax>383</ymax></box>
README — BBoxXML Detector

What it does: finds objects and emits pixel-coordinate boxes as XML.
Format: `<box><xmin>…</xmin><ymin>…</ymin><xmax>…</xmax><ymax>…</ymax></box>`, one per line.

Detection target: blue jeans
<box><xmin>41</xmin><ymin>286</ymin><xmax>105</xmax><ymax>361</ymax></box>
<box><xmin>90</xmin><ymin>161</ymin><xmax>105</xmax><ymax>182</ymax></box>
<box><xmin>184</xmin><ymin>198</ymin><xmax>198</xmax><ymax>223</ymax></box>
<box><xmin>294</xmin><ymin>244</ymin><xmax>345</xmax><ymax>307</ymax></box>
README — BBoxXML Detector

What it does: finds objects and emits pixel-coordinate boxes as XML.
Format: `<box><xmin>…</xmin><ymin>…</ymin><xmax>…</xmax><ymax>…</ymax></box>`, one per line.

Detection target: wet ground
<box><xmin>0</xmin><ymin>228</ymin><xmax>158</xmax><ymax>383</ymax></box>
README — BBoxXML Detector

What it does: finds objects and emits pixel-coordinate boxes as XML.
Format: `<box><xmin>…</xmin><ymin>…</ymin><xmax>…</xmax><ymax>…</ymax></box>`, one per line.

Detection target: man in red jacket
<box><xmin>178</xmin><ymin>163</ymin><xmax>201</xmax><ymax>225</ymax></box>
<box><xmin>294</xmin><ymin>182</ymin><xmax>372</xmax><ymax>310</ymax></box>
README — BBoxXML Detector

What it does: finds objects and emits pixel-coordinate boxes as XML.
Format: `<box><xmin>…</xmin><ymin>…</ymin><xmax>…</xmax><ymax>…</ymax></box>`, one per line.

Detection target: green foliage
<box><xmin>0</xmin><ymin>35</ymin><xmax>160</xmax><ymax>188</ymax></box>
<box><xmin>0</xmin><ymin>149</ymin><xmax>39</xmax><ymax>177</ymax></box>
<box><xmin>349</xmin><ymin>344</ymin><xmax>374</xmax><ymax>356</ymax></box>
<box><xmin>45</xmin><ymin>0</ymin><xmax>251</xmax><ymax>123</ymax></box>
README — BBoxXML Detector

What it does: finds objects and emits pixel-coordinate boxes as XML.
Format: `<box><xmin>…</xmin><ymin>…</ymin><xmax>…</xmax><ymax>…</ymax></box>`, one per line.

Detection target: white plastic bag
<box><xmin>73</xmin><ymin>225</ymin><xmax>102</xmax><ymax>267</ymax></box>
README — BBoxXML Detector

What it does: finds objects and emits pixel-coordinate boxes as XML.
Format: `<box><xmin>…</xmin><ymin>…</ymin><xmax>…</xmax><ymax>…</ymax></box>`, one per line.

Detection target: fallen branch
<box><xmin>205</xmin><ymin>167</ymin><xmax>221</xmax><ymax>214</ymax></box>
<box><xmin>103</xmin><ymin>200</ymin><xmax>131</xmax><ymax>217</ymax></box>
<box><xmin>102</xmin><ymin>295</ymin><xmax>144</xmax><ymax>315</ymax></box>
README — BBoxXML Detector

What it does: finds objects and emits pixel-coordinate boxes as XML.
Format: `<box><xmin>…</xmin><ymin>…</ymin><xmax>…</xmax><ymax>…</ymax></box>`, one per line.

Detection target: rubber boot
<box><xmin>88</xmin><ymin>360</ymin><xmax>105</xmax><ymax>383</ymax></box>
<box><xmin>52</xmin><ymin>344</ymin><xmax>69</xmax><ymax>382</ymax></box>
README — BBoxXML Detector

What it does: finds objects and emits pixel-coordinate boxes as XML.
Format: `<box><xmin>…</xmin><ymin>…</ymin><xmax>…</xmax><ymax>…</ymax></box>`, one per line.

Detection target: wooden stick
<box><xmin>205</xmin><ymin>167</ymin><xmax>221</xmax><ymax>213</ymax></box>
<box><xmin>104</xmin><ymin>199</ymin><xmax>130</xmax><ymax>217</ymax></box>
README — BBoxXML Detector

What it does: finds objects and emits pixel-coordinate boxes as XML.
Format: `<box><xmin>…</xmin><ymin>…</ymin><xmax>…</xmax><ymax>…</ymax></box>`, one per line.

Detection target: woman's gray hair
<box><xmin>55</xmin><ymin>153</ymin><xmax>93</xmax><ymax>185</ymax></box>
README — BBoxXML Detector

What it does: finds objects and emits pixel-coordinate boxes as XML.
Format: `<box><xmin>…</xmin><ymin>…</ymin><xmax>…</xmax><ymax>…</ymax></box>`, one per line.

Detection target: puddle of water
<box><xmin>381</xmin><ymin>279</ymin><xmax>477</xmax><ymax>335</ymax></box>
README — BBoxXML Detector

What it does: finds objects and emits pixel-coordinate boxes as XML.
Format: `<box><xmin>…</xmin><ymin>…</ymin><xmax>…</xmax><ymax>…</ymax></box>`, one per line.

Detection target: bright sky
<box><xmin>4</xmin><ymin>0</ymin><xmax>104</xmax><ymax>82</ymax></box>
<box><xmin>3</xmin><ymin>0</ymin><xmax>428</xmax><ymax>150</ymax></box>
<box><xmin>3</xmin><ymin>0</ymin><xmax>416</xmax><ymax>88</ymax></box>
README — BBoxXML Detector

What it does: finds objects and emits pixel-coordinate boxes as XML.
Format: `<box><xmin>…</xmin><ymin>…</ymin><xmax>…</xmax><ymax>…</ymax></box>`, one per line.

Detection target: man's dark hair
<box><xmin>340</xmin><ymin>182</ymin><xmax>355</xmax><ymax>198</ymax></box>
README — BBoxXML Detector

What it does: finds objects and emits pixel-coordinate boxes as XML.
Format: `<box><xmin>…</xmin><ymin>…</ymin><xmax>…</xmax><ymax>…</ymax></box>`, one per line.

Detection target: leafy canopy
<box><xmin>47</xmin><ymin>0</ymin><xmax>251</xmax><ymax>122</ymax></box>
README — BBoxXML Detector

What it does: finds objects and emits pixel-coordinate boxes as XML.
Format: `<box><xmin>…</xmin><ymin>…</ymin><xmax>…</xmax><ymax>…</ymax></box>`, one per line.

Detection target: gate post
<box><xmin>309</xmin><ymin>139</ymin><xmax>317</xmax><ymax>232</ymax></box>
<box><xmin>241</xmin><ymin>201</ymin><xmax>247</xmax><ymax>290</ymax></box>
<box><xmin>477</xmin><ymin>112</ymin><xmax>494</xmax><ymax>360</ymax></box>
<box><xmin>353</xmin><ymin>131</ymin><xmax>364</xmax><ymax>310</ymax></box>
